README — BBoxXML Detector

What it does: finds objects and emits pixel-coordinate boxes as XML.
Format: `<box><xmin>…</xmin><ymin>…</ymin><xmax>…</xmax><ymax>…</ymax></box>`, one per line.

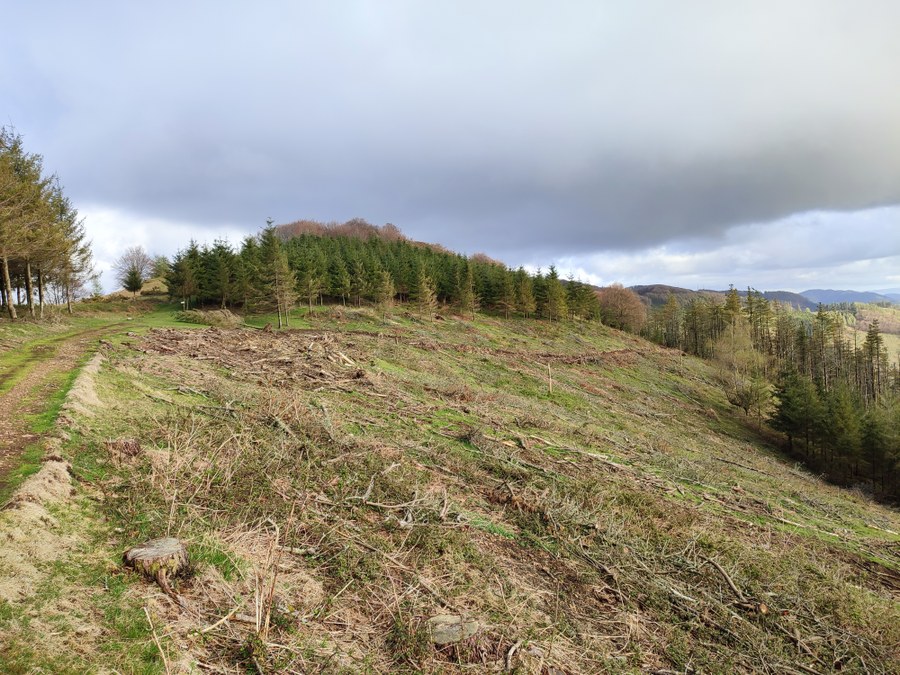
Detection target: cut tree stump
<box><xmin>124</xmin><ymin>537</ymin><xmax>189</xmax><ymax>604</ymax></box>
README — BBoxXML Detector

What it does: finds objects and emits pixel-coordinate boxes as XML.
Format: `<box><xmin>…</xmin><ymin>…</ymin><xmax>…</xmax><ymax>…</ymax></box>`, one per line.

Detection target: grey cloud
<box><xmin>4</xmin><ymin>1</ymin><xmax>900</xmax><ymax>267</ymax></box>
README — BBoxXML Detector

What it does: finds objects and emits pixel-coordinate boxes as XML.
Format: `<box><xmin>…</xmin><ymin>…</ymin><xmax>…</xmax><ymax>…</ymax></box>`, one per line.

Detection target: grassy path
<box><xmin>0</xmin><ymin>320</ymin><xmax>127</xmax><ymax>499</ymax></box>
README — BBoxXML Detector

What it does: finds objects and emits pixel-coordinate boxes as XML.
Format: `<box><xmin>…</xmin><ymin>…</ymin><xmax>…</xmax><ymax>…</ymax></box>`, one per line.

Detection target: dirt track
<box><xmin>0</xmin><ymin>323</ymin><xmax>122</xmax><ymax>493</ymax></box>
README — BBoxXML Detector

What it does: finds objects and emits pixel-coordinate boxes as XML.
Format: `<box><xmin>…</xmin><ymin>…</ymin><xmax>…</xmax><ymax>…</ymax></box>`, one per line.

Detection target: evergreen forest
<box><xmin>644</xmin><ymin>289</ymin><xmax>900</xmax><ymax>500</ymax></box>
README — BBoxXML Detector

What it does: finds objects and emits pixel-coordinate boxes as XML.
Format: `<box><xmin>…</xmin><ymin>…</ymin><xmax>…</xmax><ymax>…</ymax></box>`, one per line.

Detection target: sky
<box><xmin>3</xmin><ymin>1</ymin><xmax>900</xmax><ymax>293</ymax></box>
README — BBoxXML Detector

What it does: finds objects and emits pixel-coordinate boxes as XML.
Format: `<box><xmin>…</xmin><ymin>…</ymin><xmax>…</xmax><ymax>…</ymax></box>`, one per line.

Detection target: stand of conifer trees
<box><xmin>645</xmin><ymin>288</ymin><xmax>900</xmax><ymax>500</ymax></box>
<box><xmin>0</xmin><ymin>127</ymin><xmax>93</xmax><ymax>319</ymax></box>
<box><xmin>164</xmin><ymin>222</ymin><xmax>604</xmax><ymax>322</ymax></box>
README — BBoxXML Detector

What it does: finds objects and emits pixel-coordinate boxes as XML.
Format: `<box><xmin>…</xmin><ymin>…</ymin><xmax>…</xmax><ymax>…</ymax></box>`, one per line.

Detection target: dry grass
<box><xmin>9</xmin><ymin>312</ymin><xmax>900</xmax><ymax>673</ymax></box>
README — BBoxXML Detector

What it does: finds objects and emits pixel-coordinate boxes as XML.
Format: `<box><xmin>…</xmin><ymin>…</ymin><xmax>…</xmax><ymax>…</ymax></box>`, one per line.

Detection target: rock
<box><xmin>426</xmin><ymin>614</ymin><xmax>482</xmax><ymax>645</ymax></box>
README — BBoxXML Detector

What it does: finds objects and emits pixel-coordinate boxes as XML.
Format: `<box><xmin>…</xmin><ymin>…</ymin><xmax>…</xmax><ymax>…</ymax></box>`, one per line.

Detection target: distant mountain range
<box><xmin>801</xmin><ymin>289</ymin><xmax>900</xmax><ymax>305</ymax></box>
<box><xmin>629</xmin><ymin>285</ymin><xmax>898</xmax><ymax>308</ymax></box>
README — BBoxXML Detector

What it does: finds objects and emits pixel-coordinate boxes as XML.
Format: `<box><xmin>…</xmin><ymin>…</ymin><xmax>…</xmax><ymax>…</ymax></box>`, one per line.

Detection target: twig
<box><xmin>199</xmin><ymin>603</ymin><xmax>243</xmax><ymax>634</ymax></box>
<box><xmin>144</xmin><ymin>606</ymin><xmax>171</xmax><ymax>675</ymax></box>
<box><xmin>277</xmin><ymin>545</ymin><xmax>318</xmax><ymax>556</ymax></box>
<box><xmin>506</xmin><ymin>640</ymin><xmax>522</xmax><ymax>670</ymax></box>
<box><xmin>702</xmin><ymin>556</ymin><xmax>746</xmax><ymax>603</ymax></box>
<box><xmin>773</xmin><ymin>622</ymin><xmax>830</xmax><ymax>669</ymax></box>
<box><xmin>712</xmin><ymin>456</ymin><xmax>775</xmax><ymax>478</ymax></box>
<box><xmin>271</xmin><ymin>415</ymin><xmax>299</xmax><ymax>439</ymax></box>
<box><xmin>669</xmin><ymin>587</ymin><xmax>699</xmax><ymax>604</ymax></box>
<box><xmin>165</xmin><ymin>487</ymin><xmax>178</xmax><ymax>537</ymax></box>
<box><xmin>347</xmin><ymin>533</ymin><xmax>456</xmax><ymax>610</ymax></box>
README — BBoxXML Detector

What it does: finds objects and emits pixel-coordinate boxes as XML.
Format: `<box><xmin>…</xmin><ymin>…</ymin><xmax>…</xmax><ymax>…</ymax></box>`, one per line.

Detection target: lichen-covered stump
<box><xmin>124</xmin><ymin>537</ymin><xmax>189</xmax><ymax>604</ymax></box>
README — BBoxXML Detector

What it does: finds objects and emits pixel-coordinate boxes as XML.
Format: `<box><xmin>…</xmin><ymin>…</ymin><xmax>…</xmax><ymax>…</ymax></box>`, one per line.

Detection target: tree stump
<box><xmin>124</xmin><ymin>537</ymin><xmax>189</xmax><ymax>603</ymax></box>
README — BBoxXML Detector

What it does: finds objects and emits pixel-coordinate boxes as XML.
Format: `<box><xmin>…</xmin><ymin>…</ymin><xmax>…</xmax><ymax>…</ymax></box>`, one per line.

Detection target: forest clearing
<box><xmin>5</xmin><ymin>6</ymin><xmax>900</xmax><ymax>672</ymax></box>
<box><xmin>1</xmin><ymin>306</ymin><xmax>898</xmax><ymax>673</ymax></box>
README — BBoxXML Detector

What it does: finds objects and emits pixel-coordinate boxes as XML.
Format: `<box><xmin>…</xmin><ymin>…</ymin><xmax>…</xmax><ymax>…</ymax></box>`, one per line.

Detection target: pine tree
<box><xmin>863</xmin><ymin>320</ymin><xmax>887</xmax><ymax>403</ymax></box>
<box><xmin>497</xmin><ymin>271</ymin><xmax>516</xmax><ymax>319</ymax></box>
<box><xmin>823</xmin><ymin>384</ymin><xmax>862</xmax><ymax>480</ymax></box>
<box><xmin>862</xmin><ymin>404</ymin><xmax>890</xmax><ymax>493</ymax></box>
<box><xmin>350</xmin><ymin>259</ymin><xmax>368</xmax><ymax>306</ymax></box>
<box><xmin>114</xmin><ymin>246</ymin><xmax>153</xmax><ymax>299</ymax></box>
<box><xmin>298</xmin><ymin>266</ymin><xmax>325</xmax><ymax>312</ymax></box>
<box><xmin>124</xmin><ymin>267</ymin><xmax>143</xmax><ymax>298</ymax></box>
<box><xmin>207</xmin><ymin>239</ymin><xmax>236</xmax><ymax>308</ymax></box>
<box><xmin>167</xmin><ymin>243</ymin><xmax>201</xmax><ymax>310</ymax></box>
<box><xmin>724</xmin><ymin>285</ymin><xmax>742</xmax><ymax>325</ymax></box>
<box><xmin>545</xmin><ymin>266</ymin><xmax>567</xmax><ymax>323</ymax></box>
<box><xmin>374</xmin><ymin>269</ymin><xmax>395</xmax><ymax>321</ymax></box>
<box><xmin>514</xmin><ymin>267</ymin><xmax>536</xmax><ymax>319</ymax></box>
<box><xmin>414</xmin><ymin>269</ymin><xmax>437</xmax><ymax>317</ymax></box>
<box><xmin>329</xmin><ymin>258</ymin><xmax>351</xmax><ymax>305</ymax></box>
<box><xmin>259</xmin><ymin>226</ymin><xmax>295</xmax><ymax>328</ymax></box>
<box><xmin>457</xmin><ymin>261</ymin><xmax>478</xmax><ymax>320</ymax></box>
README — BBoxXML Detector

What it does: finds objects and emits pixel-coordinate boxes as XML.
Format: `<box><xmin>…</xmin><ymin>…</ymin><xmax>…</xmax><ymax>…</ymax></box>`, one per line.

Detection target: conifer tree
<box><xmin>113</xmin><ymin>245</ymin><xmax>153</xmax><ymax>299</ymax></box>
<box><xmin>514</xmin><ymin>267</ymin><xmax>536</xmax><ymax>319</ymax></box>
<box><xmin>457</xmin><ymin>261</ymin><xmax>478</xmax><ymax>320</ymax></box>
<box><xmin>545</xmin><ymin>266</ymin><xmax>567</xmax><ymax>323</ymax></box>
<box><xmin>498</xmin><ymin>270</ymin><xmax>515</xmax><ymax>319</ymax></box>
<box><xmin>259</xmin><ymin>226</ymin><xmax>295</xmax><ymax>328</ymax></box>
<box><xmin>350</xmin><ymin>259</ymin><xmax>368</xmax><ymax>306</ymax></box>
<box><xmin>206</xmin><ymin>239</ymin><xmax>236</xmax><ymax>308</ymax></box>
<box><xmin>298</xmin><ymin>266</ymin><xmax>325</xmax><ymax>312</ymax></box>
<box><xmin>414</xmin><ymin>269</ymin><xmax>437</xmax><ymax>317</ymax></box>
<box><xmin>124</xmin><ymin>267</ymin><xmax>143</xmax><ymax>298</ymax></box>
<box><xmin>374</xmin><ymin>269</ymin><xmax>395</xmax><ymax>321</ymax></box>
<box><xmin>329</xmin><ymin>258</ymin><xmax>351</xmax><ymax>305</ymax></box>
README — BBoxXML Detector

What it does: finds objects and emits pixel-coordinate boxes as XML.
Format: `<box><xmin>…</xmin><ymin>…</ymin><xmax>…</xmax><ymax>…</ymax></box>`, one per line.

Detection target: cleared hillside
<box><xmin>1</xmin><ymin>308</ymin><xmax>898</xmax><ymax>673</ymax></box>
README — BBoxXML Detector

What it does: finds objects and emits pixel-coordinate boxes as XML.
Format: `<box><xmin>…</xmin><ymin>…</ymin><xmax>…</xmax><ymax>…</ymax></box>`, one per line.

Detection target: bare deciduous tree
<box><xmin>596</xmin><ymin>283</ymin><xmax>647</xmax><ymax>333</ymax></box>
<box><xmin>113</xmin><ymin>245</ymin><xmax>153</xmax><ymax>296</ymax></box>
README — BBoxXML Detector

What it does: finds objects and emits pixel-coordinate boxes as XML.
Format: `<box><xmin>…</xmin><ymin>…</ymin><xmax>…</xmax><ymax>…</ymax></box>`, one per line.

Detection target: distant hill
<box><xmin>801</xmin><ymin>289</ymin><xmax>897</xmax><ymax>305</ymax></box>
<box><xmin>629</xmin><ymin>284</ymin><xmax>722</xmax><ymax>307</ymax></box>
<box><xmin>631</xmin><ymin>285</ymin><xmax>816</xmax><ymax>310</ymax></box>
<box><xmin>743</xmin><ymin>290</ymin><xmax>817</xmax><ymax>311</ymax></box>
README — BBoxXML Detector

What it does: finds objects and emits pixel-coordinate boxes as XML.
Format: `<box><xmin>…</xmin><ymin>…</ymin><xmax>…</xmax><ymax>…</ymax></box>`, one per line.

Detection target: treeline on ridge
<box><xmin>162</xmin><ymin>220</ymin><xmax>635</xmax><ymax>327</ymax></box>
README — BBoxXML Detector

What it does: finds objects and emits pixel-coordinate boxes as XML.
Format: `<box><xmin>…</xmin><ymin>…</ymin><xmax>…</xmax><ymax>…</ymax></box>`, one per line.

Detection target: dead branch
<box><xmin>702</xmin><ymin>555</ymin><xmax>747</xmax><ymax>604</ymax></box>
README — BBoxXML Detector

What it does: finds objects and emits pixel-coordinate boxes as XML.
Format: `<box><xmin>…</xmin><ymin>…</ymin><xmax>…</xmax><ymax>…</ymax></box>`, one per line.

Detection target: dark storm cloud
<box><xmin>3</xmin><ymin>1</ymin><xmax>900</xmax><ymax>262</ymax></box>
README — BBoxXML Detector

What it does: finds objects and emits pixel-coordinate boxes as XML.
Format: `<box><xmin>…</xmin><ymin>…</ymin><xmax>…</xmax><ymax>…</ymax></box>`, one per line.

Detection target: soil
<box><xmin>0</xmin><ymin>323</ymin><xmax>122</xmax><ymax>493</ymax></box>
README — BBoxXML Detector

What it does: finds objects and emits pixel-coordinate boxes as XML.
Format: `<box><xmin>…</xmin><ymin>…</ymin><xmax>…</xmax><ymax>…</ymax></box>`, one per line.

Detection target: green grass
<box><xmin>0</xmin><ymin>319</ymin><xmax>103</xmax><ymax>393</ymax></box>
<box><xmin>0</xmin><ymin>442</ymin><xmax>45</xmax><ymax>505</ymax></box>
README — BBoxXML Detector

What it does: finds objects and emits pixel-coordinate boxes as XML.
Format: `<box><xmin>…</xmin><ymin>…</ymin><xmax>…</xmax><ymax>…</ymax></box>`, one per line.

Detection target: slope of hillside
<box><xmin>2</xmin><ymin>309</ymin><xmax>898</xmax><ymax>673</ymax></box>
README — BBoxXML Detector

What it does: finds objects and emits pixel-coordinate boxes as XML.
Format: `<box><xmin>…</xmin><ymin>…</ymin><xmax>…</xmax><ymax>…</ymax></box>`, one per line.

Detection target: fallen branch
<box><xmin>702</xmin><ymin>556</ymin><xmax>746</xmax><ymax>604</ymax></box>
<box><xmin>712</xmin><ymin>456</ymin><xmax>776</xmax><ymax>478</ymax></box>
<box><xmin>199</xmin><ymin>603</ymin><xmax>243</xmax><ymax>634</ymax></box>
